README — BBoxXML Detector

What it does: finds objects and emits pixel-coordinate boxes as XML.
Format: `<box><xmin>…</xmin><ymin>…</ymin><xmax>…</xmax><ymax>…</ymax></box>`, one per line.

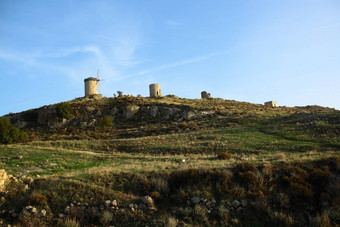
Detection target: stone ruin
<box><xmin>264</xmin><ymin>101</ymin><xmax>278</xmax><ymax>107</ymax></box>
<box><xmin>84</xmin><ymin>77</ymin><xmax>99</xmax><ymax>97</ymax></box>
<box><xmin>149</xmin><ymin>84</ymin><xmax>162</xmax><ymax>98</ymax></box>
<box><xmin>201</xmin><ymin>91</ymin><xmax>211</xmax><ymax>99</ymax></box>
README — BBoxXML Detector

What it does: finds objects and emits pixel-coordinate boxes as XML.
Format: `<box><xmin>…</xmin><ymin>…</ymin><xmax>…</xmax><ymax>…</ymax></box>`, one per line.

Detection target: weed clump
<box><xmin>217</xmin><ymin>152</ymin><xmax>232</xmax><ymax>160</ymax></box>
<box><xmin>0</xmin><ymin>117</ymin><xmax>28</xmax><ymax>144</ymax></box>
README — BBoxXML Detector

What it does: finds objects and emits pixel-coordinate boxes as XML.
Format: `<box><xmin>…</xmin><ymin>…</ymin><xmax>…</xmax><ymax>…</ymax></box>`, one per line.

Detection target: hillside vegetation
<box><xmin>0</xmin><ymin>96</ymin><xmax>339</xmax><ymax>226</ymax></box>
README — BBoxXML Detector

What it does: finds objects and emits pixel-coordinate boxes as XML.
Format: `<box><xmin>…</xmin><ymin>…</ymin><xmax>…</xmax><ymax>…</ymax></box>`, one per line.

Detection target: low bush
<box><xmin>0</xmin><ymin>117</ymin><xmax>28</xmax><ymax>144</ymax></box>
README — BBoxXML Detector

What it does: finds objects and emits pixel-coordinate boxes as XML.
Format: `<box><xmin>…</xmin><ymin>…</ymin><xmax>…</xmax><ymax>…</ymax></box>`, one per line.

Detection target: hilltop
<box><xmin>6</xmin><ymin>96</ymin><xmax>340</xmax><ymax>143</ymax></box>
<box><xmin>0</xmin><ymin>96</ymin><xmax>339</xmax><ymax>226</ymax></box>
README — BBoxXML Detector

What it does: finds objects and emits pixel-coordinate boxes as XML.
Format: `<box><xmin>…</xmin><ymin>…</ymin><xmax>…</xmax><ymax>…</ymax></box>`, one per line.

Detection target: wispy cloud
<box><xmin>107</xmin><ymin>49</ymin><xmax>231</xmax><ymax>82</ymax></box>
<box><xmin>295</xmin><ymin>21</ymin><xmax>340</xmax><ymax>36</ymax></box>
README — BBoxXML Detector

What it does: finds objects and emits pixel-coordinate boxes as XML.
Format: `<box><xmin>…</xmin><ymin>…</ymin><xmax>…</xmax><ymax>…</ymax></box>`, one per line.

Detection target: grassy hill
<box><xmin>0</xmin><ymin>96</ymin><xmax>339</xmax><ymax>226</ymax></box>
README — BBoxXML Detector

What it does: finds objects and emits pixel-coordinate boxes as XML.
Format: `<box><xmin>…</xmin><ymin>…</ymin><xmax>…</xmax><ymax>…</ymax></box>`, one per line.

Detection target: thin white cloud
<box><xmin>106</xmin><ymin>49</ymin><xmax>231</xmax><ymax>82</ymax></box>
<box><xmin>296</xmin><ymin>21</ymin><xmax>340</xmax><ymax>36</ymax></box>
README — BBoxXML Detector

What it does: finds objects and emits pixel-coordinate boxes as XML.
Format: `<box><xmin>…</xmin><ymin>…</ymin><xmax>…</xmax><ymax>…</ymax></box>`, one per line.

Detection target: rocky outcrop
<box><xmin>123</xmin><ymin>106</ymin><xmax>140</xmax><ymax>119</ymax></box>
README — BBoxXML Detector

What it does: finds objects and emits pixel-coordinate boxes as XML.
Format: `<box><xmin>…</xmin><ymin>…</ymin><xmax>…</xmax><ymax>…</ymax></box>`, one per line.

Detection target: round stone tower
<box><xmin>149</xmin><ymin>83</ymin><xmax>161</xmax><ymax>97</ymax></box>
<box><xmin>84</xmin><ymin>77</ymin><xmax>98</xmax><ymax>97</ymax></box>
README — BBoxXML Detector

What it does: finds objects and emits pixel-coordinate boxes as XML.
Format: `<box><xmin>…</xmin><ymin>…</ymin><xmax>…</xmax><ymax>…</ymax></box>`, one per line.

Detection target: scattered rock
<box><xmin>232</xmin><ymin>200</ymin><xmax>240</xmax><ymax>208</ymax></box>
<box><xmin>23</xmin><ymin>177</ymin><xmax>34</xmax><ymax>185</ymax></box>
<box><xmin>39</xmin><ymin>209</ymin><xmax>46</xmax><ymax>217</ymax></box>
<box><xmin>104</xmin><ymin>200</ymin><xmax>111</xmax><ymax>207</ymax></box>
<box><xmin>30</xmin><ymin>207</ymin><xmax>37</xmax><ymax>214</ymax></box>
<box><xmin>141</xmin><ymin>196</ymin><xmax>154</xmax><ymax>207</ymax></box>
<box><xmin>111</xmin><ymin>200</ymin><xmax>118</xmax><ymax>207</ymax></box>
<box><xmin>191</xmin><ymin>196</ymin><xmax>200</xmax><ymax>205</ymax></box>
<box><xmin>64</xmin><ymin>206</ymin><xmax>70</xmax><ymax>214</ymax></box>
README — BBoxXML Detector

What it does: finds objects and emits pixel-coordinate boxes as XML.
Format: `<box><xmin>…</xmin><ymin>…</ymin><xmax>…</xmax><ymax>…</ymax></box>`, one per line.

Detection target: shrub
<box><xmin>0</xmin><ymin>117</ymin><xmax>28</xmax><ymax>144</ymax></box>
<box><xmin>99</xmin><ymin>115</ymin><xmax>114</xmax><ymax>128</ymax></box>
<box><xmin>23</xmin><ymin>109</ymin><xmax>38</xmax><ymax>122</ymax></box>
<box><xmin>238</xmin><ymin>171</ymin><xmax>258</xmax><ymax>187</ymax></box>
<box><xmin>57</xmin><ymin>102</ymin><xmax>72</xmax><ymax>120</ymax></box>
<box><xmin>239</xmin><ymin>162</ymin><xmax>257</xmax><ymax>172</ymax></box>
<box><xmin>310</xmin><ymin>211</ymin><xmax>331</xmax><ymax>227</ymax></box>
<box><xmin>6</xmin><ymin>181</ymin><xmax>26</xmax><ymax>200</ymax></box>
<box><xmin>217</xmin><ymin>152</ymin><xmax>232</xmax><ymax>160</ymax></box>
<box><xmin>193</xmin><ymin>205</ymin><xmax>209</xmax><ymax>224</ymax></box>
<box><xmin>284</xmin><ymin>168</ymin><xmax>314</xmax><ymax>200</ymax></box>
<box><xmin>270</xmin><ymin>211</ymin><xmax>294</xmax><ymax>226</ymax></box>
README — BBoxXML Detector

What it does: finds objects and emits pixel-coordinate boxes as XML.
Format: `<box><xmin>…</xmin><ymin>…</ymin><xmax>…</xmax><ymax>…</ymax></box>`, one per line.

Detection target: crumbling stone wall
<box><xmin>264</xmin><ymin>101</ymin><xmax>278</xmax><ymax>107</ymax></box>
<box><xmin>201</xmin><ymin>91</ymin><xmax>211</xmax><ymax>99</ymax></box>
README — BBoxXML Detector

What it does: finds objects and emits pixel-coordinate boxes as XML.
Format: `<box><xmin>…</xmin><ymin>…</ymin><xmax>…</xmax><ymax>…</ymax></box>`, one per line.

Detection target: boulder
<box><xmin>39</xmin><ymin>209</ymin><xmax>47</xmax><ymax>217</ymax></box>
<box><xmin>110</xmin><ymin>107</ymin><xmax>120</xmax><ymax>116</ymax></box>
<box><xmin>111</xmin><ymin>200</ymin><xmax>118</xmax><ymax>207</ymax></box>
<box><xmin>141</xmin><ymin>196</ymin><xmax>154</xmax><ymax>207</ymax></box>
<box><xmin>191</xmin><ymin>196</ymin><xmax>200</xmax><ymax>205</ymax></box>
<box><xmin>0</xmin><ymin>169</ymin><xmax>8</xmax><ymax>192</ymax></box>
<box><xmin>232</xmin><ymin>200</ymin><xmax>240</xmax><ymax>208</ymax></box>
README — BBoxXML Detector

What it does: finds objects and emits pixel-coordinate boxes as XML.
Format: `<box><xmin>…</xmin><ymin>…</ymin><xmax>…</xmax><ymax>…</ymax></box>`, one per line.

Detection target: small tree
<box><xmin>0</xmin><ymin>117</ymin><xmax>28</xmax><ymax>144</ymax></box>
<box><xmin>57</xmin><ymin>102</ymin><xmax>72</xmax><ymax>120</ymax></box>
<box><xmin>117</xmin><ymin>91</ymin><xmax>123</xmax><ymax>97</ymax></box>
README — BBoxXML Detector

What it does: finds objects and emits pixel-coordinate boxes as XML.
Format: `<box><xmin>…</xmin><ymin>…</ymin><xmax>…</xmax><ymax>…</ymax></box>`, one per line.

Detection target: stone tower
<box><xmin>149</xmin><ymin>84</ymin><xmax>162</xmax><ymax>97</ymax></box>
<box><xmin>84</xmin><ymin>77</ymin><xmax>99</xmax><ymax>97</ymax></box>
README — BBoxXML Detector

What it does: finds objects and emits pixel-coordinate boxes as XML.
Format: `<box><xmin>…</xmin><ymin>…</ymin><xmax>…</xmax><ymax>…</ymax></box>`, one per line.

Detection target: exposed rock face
<box><xmin>0</xmin><ymin>169</ymin><xmax>8</xmax><ymax>192</ymax></box>
<box><xmin>150</xmin><ymin>106</ymin><xmax>159</xmax><ymax>118</ymax></box>
<box><xmin>123</xmin><ymin>105</ymin><xmax>140</xmax><ymax>119</ymax></box>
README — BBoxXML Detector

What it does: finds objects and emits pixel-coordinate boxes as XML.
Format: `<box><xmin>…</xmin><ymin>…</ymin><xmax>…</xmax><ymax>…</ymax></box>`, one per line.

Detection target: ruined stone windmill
<box><xmin>84</xmin><ymin>70</ymin><xmax>102</xmax><ymax>97</ymax></box>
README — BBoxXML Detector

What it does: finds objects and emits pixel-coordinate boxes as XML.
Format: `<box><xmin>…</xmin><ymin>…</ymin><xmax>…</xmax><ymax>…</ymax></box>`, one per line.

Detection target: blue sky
<box><xmin>0</xmin><ymin>0</ymin><xmax>339</xmax><ymax>116</ymax></box>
